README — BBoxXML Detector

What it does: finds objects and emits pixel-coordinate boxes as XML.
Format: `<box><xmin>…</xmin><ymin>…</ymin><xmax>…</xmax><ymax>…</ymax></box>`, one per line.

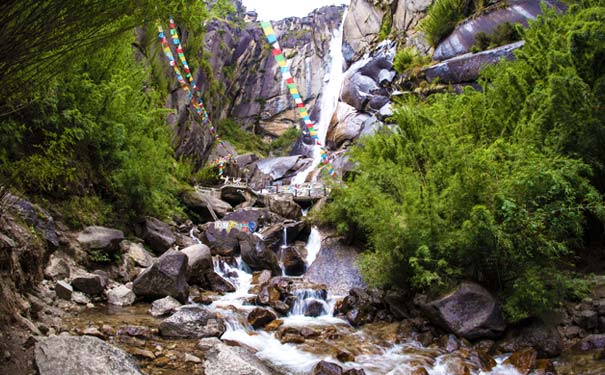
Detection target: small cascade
<box><xmin>305</xmin><ymin>227</ymin><xmax>322</xmax><ymax>266</ymax></box>
<box><xmin>189</xmin><ymin>227</ymin><xmax>202</xmax><ymax>244</ymax></box>
<box><xmin>288</xmin><ymin>289</ymin><xmax>331</xmax><ymax>317</ymax></box>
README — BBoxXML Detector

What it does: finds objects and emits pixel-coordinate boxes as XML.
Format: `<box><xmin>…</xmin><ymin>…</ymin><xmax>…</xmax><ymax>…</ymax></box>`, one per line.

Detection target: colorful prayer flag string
<box><xmin>158</xmin><ymin>21</ymin><xmax>233</xmax><ymax>174</ymax></box>
<box><xmin>260</xmin><ymin>21</ymin><xmax>335</xmax><ymax>176</ymax></box>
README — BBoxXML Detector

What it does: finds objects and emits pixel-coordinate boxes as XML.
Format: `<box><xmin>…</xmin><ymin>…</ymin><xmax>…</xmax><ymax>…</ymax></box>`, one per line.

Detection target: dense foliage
<box><xmin>322</xmin><ymin>2</ymin><xmax>605</xmax><ymax>321</ymax></box>
<box><xmin>419</xmin><ymin>0</ymin><xmax>488</xmax><ymax>47</ymax></box>
<box><xmin>0</xmin><ymin>0</ymin><xmax>234</xmax><ymax>226</ymax></box>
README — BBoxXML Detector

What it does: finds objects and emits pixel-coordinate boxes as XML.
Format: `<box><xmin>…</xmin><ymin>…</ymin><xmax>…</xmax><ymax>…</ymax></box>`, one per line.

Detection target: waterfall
<box><xmin>292</xmin><ymin>10</ymin><xmax>347</xmax><ymax>185</ymax></box>
<box><xmin>305</xmin><ymin>227</ymin><xmax>322</xmax><ymax>267</ymax></box>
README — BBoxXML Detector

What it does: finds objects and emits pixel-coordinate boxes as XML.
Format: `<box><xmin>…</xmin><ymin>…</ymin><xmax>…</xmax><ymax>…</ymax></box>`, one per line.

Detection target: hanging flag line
<box><xmin>158</xmin><ymin>21</ymin><xmax>233</xmax><ymax>177</ymax></box>
<box><xmin>260</xmin><ymin>21</ymin><xmax>335</xmax><ymax>176</ymax></box>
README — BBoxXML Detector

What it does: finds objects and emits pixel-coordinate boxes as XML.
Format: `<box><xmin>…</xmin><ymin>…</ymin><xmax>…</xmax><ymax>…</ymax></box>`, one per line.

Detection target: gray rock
<box><xmin>132</xmin><ymin>249</ymin><xmax>189</xmax><ymax>303</ymax></box>
<box><xmin>45</xmin><ymin>253</ymin><xmax>70</xmax><ymax>280</ymax></box>
<box><xmin>180</xmin><ymin>244</ymin><xmax>213</xmax><ymax>284</ymax></box>
<box><xmin>421</xmin><ymin>282</ymin><xmax>506</xmax><ymax>340</ymax></box>
<box><xmin>247</xmin><ymin>307</ymin><xmax>277</xmax><ymax>329</ymax></box>
<box><xmin>107</xmin><ymin>284</ymin><xmax>136</xmax><ymax>307</ymax></box>
<box><xmin>313</xmin><ymin>360</ymin><xmax>343</xmax><ymax>375</ymax></box>
<box><xmin>241</xmin><ymin>237</ymin><xmax>281</xmax><ymax>276</ymax></box>
<box><xmin>71</xmin><ymin>271</ymin><xmax>107</xmax><ymax>295</ymax></box>
<box><xmin>497</xmin><ymin>318</ymin><xmax>562</xmax><ymax>358</ymax></box>
<box><xmin>304</xmin><ymin>234</ymin><xmax>365</xmax><ymax>296</ymax></box>
<box><xmin>136</xmin><ymin>217</ymin><xmax>176</xmax><ymax>254</ymax></box>
<box><xmin>121</xmin><ymin>241</ymin><xmax>155</xmax><ymax>268</ymax></box>
<box><xmin>183</xmin><ymin>190</ymin><xmax>232</xmax><ymax>222</ymax></box>
<box><xmin>204</xmin><ymin>271</ymin><xmax>236</xmax><ymax>294</ymax></box>
<box><xmin>434</xmin><ymin>0</ymin><xmax>565</xmax><ymax>61</ymax></box>
<box><xmin>576</xmin><ymin>334</ymin><xmax>605</xmax><ymax>351</ymax></box>
<box><xmin>253</xmin><ymin>155</ymin><xmax>306</xmax><ymax>182</ymax></box>
<box><xmin>425</xmin><ymin>41</ymin><xmax>525</xmax><ymax>84</ymax></box>
<box><xmin>35</xmin><ymin>334</ymin><xmax>143</xmax><ymax>375</ymax></box>
<box><xmin>72</xmin><ymin>291</ymin><xmax>91</xmax><ymax>305</ymax></box>
<box><xmin>342</xmin><ymin>0</ymin><xmax>385</xmax><ymax>63</ymax></box>
<box><xmin>326</xmin><ymin>102</ymin><xmax>368</xmax><ymax>150</ymax></box>
<box><xmin>77</xmin><ymin>226</ymin><xmax>124</xmax><ymax>253</ymax></box>
<box><xmin>199</xmin><ymin>337</ymin><xmax>274</xmax><ymax>375</ymax></box>
<box><xmin>159</xmin><ymin>305</ymin><xmax>225</xmax><ymax>338</ymax></box>
<box><xmin>10</xmin><ymin>195</ymin><xmax>59</xmax><ymax>248</ymax></box>
<box><xmin>261</xmin><ymin>195</ymin><xmax>302</xmax><ymax>220</ymax></box>
<box><xmin>149</xmin><ymin>296</ymin><xmax>182</xmax><ymax>317</ymax></box>
<box><xmin>574</xmin><ymin>309</ymin><xmax>599</xmax><ymax>331</ymax></box>
<box><xmin>55</xmin><ymin>281</ymin><xmax>73</xmax><ymax>300</ymax></box>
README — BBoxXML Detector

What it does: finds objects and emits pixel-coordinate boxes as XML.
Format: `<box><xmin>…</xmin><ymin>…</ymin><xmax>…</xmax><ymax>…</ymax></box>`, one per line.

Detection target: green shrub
<box><xmin>419</xmin><ymin>0</ymin><xmax>470</xmax><ymax>47</ymax></box>
<box><xmin>393</xmin><ymin>47</ymin><xmax>432</xmax><ymax>74</ymax></box>
<box><xmin>471</xmin><ymin>22</ymin><xmax>522</xmax><ymax>52</ymax></box>
<box><xmin>322</xmin><ymin>4</ymin><xmax>605</xmax><ymax>321</ymax></box>
<box><xmin>269</xmin><ymin>127</ymin><xmax>301</xmax><ymax>156</ymax></box>
<box><xmin>217</xmin><ymin>118</ymin><xmax>268</xmax><ymax>156</ymax></box>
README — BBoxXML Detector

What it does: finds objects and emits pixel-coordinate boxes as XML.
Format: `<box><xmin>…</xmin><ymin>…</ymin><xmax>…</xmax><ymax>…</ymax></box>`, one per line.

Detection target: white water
<box><xmin>292</xmin><ymin>10</ymin><xmax>347</xmax><ymax>185</ymax></box>
<box><xmin>305</xmin><ymin>227</ymin><xmax>322</xmax><ymax>266</ymax></box>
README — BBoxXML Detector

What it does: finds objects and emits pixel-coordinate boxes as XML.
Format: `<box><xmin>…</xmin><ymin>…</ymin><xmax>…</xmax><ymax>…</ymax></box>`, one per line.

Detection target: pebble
<box><xmin>184</xmin><ymin>353</ymin><xmax>202</xmax><ymax>363</ymax></box>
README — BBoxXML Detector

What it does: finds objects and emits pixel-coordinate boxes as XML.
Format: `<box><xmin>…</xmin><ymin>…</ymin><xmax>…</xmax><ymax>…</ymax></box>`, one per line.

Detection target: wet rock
<box><xmin>283</xmin><ymin>246</ymin><xmax>306</xmax><ymax>276</ymax></box>
<box><xmin>54</xmin><ymin>281</ymin><xmax>72</xmax><ymax>300</ymax></box>
<box><xmin>204</xmin><ymin>271</ymin><xmax>236</xmax><ymax>293</ymax></box>
<box><xmin>251</xmin><ymin>270</ymin><xmax>272</xmax><ymax>285</ymax></box>
<box><xmin>149</xmin><ymin>296</ymin><xmax>182</xmax><ymax>317</ymax></box>
<box><xmin>182</xmin><ymin>190</ymin><xmax>232</xmax><ymax>222</ymax></box>
<box><xmin>264</xmin><ymin>319</ymin><xmax>284</xmax><ymax>331</ymax></box>
<box><xmin>159</xmin><ymin>305</ymin><xmax>225</xmax><ymax>338</ymax></box>
<box><xmin>497</xmin><ymin>318</ymin><xmax>562</xmax><ymax>358</ymax></box>
<box><xmin>534</xmin><ymin>359</ymin><xmax>556</xmax><ymax>375</ymax></box>
<box><xmin>247</xmin><ymin>307</ymin><xmax>277</xmax><ymax>329</ymax></box>
<box><xmin>261</xmin><ymin>195</ymin><xmax>302</xmax><ymax>220</ymax></box>
<box><xmin>576</xmin><ymin>334</ymin><xmax>605</xmax><ymax>351</ymax></box>
<box><xmin>305</xmin><ymin>299</ymin><xmax>326</xmax><ymax>317</ymax></box>
<box><xmin>107</xmin><ymin>284</ymin><xmax>136</xmax><ymax>306</ymax></box>
<box><xmin>421</xmin><ymin>282</ymin><xmax>506</xmax><ymax>340</ymax></box>
<box><xmin>44</xmin><ymin>253</ymin><xmax>70</xmax><ymax>280</ymax></box>
<box><xmin>35</xmin><ymin>334</ymin><xmax>143</xmax><ymax>375</ymax></box>
<box><xmin>337</xmin><ymin>350</ymin><xmax>355</xmax><ymax>362</ymax></box>
<box><xmin>117</xmin><ymin>326</ymin><xmax>153</xmax><ymax>339</ymax></box>
<box><xmin>425</xmin><ymin>42</ymin><xmax>524</xmax><ymax>84</ymax></box>
<box><xmin>130</xmin><ymin>348</ymin><xmax>155</xmax><ymax>360</ymax></box>
<box><xmin>241</xmin><ymin>237</ymin><xmax>281</xmax><ymax>276</ymax></box>
<box><xmin>132</xmin><ymin>249</ymin><xmax>189</xmax><ymax>303</ymax></box>
<box><xmin>503</xmin><ymin>347</ymin><xmax>537</xmax><ymax>375</ymax></box>
<box><xmin>71</xmin><ymin>271</ymin><xmax>107</xmax><ymax>295</ymax></box>
<box><xmin>336</xmin><ymin>288</ymin><xmax>387</xmax><ymax>326</ymax></box>
<box><xmin>180</xmin><ymin>244</ymin><xmax>213</xmax><ymax>284</ymax></box>
<box><xmin>199</xmin><ymin>337</ymin><xmax>274</xmax><ymax>375</ymax></box>
<box><xmin>439</xmin><ymin>334</ymin><xmax>461</xmax><ymax>353</ymax></box>
<box><xmin>574</xmin><ymin>309</ymin><xmax>598</xmax><ymax>331</ymax></box>
<box><xmin>121</xmin><ymin>241</ymin><xmax>155</xmax><ymax>268</ymax></box>
<box><xmin>384</xmin><ymin>289</ymin><xmax>410</xmax><ymax>320</ymax></box>
<box><xmin>313</xmin><ymin>360</ymin><xmax>343</xmax><ymax>375</ymax></box>
<box><xmin>135</xmin><ymin>217</ymin><xmax>176</xmax><ymax>254</ymax></box>
<box><xmin>277</xmin><ymin>327</ymin><xmax>306</xmax><ymax>344</ymax></box>
<box><xmin>77</xmin><ymin>226</ymin><xmax>123</xmax><ymax>254</ymax></box>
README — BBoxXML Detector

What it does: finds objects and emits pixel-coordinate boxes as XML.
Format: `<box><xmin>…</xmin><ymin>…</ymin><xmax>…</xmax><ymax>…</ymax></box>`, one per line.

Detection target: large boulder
<box><xmin>121</xmin><ymin>241</ymin><xmax>155</xmax><ymax>268</ymax></box>
<box><xmin>326</xmin><ymin>102</ymin><xmax>369</xmax><ymax>150</ymax></box>
<box><xmin>136</xmin><ymin>217</ymin><xmax>176</xmax><ymax>254</ymax></box>
<box><xmin>248</xmin><ymin>156</ymin><xmax>311</xmax><ymax>187</ymax></box>
<box><xmin>282</xmin><ymin>246</ymin><xmax>306</xmax><ymax>276</ymax></box>
<box><xmin>199</xmin><ymin>337</ymin><xmax>274</xmax><ymax>375</ymax></box>
<box><xmin>35</xmin><ymin>334</ymin><xmax>143</xmax><ymax>375</ymax></box>
<box><xmin>261</xmin><ymin>195</ymin><xmax>302</xmax><ymax>220</ymax></box>
<box><xmin>503</xmin><ymin>347</ymin><xmax>537</xmax><ymax>375</ymax></box>
<box><xmin>149</xmin><ymin>296</ymin><xmax>182</xmax><ymax>317</ymax></box>
<box><xmin>183</xmin><ymin>189</ymin><xmax>232</xmax><ymax>222</ymax></box>
<box><xmin>421</xmin><ymin>282</ymin><xmax>506</xmax><ymax>340</ymax></box>
<box><xmin>240</xmin><ymin>237</ymin><xmax>281</xmax><ymax>276</ymax></box>
<box><xmin>71</xmin><ymin>271</ymin><xmax>107</xmax><ymax>295</ymax></box>
<box><xmin>44</xmin><ymin>252</ymin><xmax>70</xmax><ymax>280</ymax></box>
<box><xmin>342</xmin><ymin>0</ymin><xmax>385</xmax><ymax>63</ymax></box>
<box><xmin>434</xmin><ymin>0</ymin><xmax>565</xmax><ymax>61</ymax></box>
<box><xmin>132</xmin><ymin>249</ymin><xmax>189</xmax><ymax>303</ymax></box>
<box><xmin>203</xmin><ymin>271</ymin><xmax>236</xmax><ymax>294</ymax></box>
<box><xmin>107</xmin><ymin>284</ymin><xmax>136</xmax><ymax>306</ymax></box>
<box><xmin>159</xmin><ymin>305</ymin><xmax>225</xmax><ymax>338</ymax></box>
<box><xmin>497</xmin><ymin>318</ymin><xmax>562</xmax><ymax>358</ymax></box>
<box><xmin>247</xmin><ymin>307</ymin><xmax>277</xmax><ymax>329</ymax></box>
<box><xmin>425</xmin><ymin>41</ymin><xmax>524</xmax><ymax>84</ymax></box>
<box><xmin>180</xmin><ymin>244</ymin><xmax>213</xmax><ymax>284</ymax></box>
<box><xmin>76</xmin><ymin>226</ymin><xmax>124</xmax><ymax>254</ymax></box>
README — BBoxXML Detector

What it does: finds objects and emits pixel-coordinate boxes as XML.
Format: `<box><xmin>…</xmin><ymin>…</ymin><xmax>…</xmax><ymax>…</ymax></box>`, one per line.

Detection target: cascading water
<box><xmin>292</xmin><ymin>10</ymin><xmax>346</xmax><ymax>185</ymax></box>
